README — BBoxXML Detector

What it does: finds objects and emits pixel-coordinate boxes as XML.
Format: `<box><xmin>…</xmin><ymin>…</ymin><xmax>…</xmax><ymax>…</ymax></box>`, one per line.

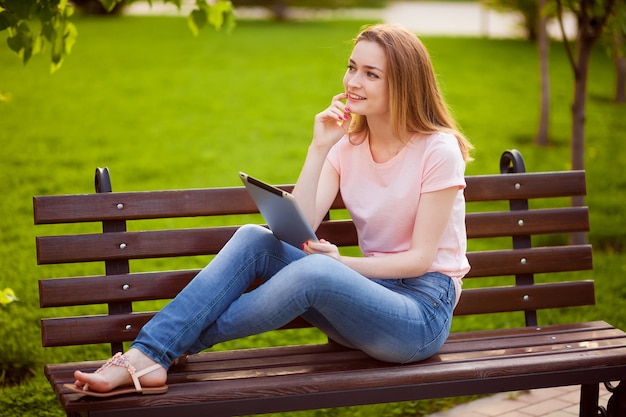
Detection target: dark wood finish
<box><xmin>42</xmin><ymin>322</ymin><xmax>626</xmax><ymax>417</ymax></box>
<box><xmin>33</xmin><ymin>159</ymin><xmax>626</xmax><ymax>417</ymax></box>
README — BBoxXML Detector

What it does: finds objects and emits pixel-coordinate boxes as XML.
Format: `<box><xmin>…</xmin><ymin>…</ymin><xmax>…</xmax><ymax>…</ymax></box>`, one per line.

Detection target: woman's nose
<box><xmin>346</xmin><ymin>74</ymin><xmax>361</xmax><ymax>88</ymax></box>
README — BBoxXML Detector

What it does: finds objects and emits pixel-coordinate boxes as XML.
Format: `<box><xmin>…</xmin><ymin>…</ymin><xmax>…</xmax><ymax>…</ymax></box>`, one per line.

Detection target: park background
<box><xmin>1</xmin><ymin>0</ymin><xmax>625</xmax><ymax>415</ymax></box>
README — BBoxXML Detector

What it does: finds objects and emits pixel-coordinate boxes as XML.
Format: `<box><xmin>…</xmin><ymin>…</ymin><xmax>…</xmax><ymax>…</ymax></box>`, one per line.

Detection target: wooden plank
<box><xmin>447</xmin><ymin>321</ymin><xmax>615</xmax><ymax>341</ymax></box>
<box><xmin>36</xmin><ymin>226</ymin><xmax>592</xmax><ymax>267</ymax></box>
<box><xmin>466</xmin><ymin>207</ymin><xmax>589</xmax><ymax>239</ymax></box>
<box><xmin>33</xmin><ymin>188</ymin><xmax>258</xmax><ymax>224</ymax></box>
<box><xmin>464</xmin><ymin>171</ymin><xmax>586</xmax><ymax>202</ymax></box>
<box><xmin>36</xmin><ymin>227</ymin><xmax>237</xmax><ymax>264</ymax></box>
<box><xmin>36</xmin><ymin>219</ymin><xmax>358</xmax><ymax>265</ymax></box>
<box><xmin>465</xmin><ymin>245</ymin><xmax>593</xmax><ymax>278</ymax></box>
<box><xmin>41</xmin><ymin>313</ymin><xmax>313</xmax><ymax>347</ymax></box>
<box><xmin>33</xmin><ymin>187</ymin><xmax>346</xmax><ymax>224</ymax></box>
<box><xmin>41</xmin><ymin>313</ymin><xmax>153</xmax><ymax>347</ymax></box>
<box><xmin>454</xmin><ymin>281</ymin><xmax>595</xmax><ymax>315</ymax></box>
<box><xmin>39</xmin><ymin>271</ymin><xmax>198</xmax><ymax>308</ymax></box>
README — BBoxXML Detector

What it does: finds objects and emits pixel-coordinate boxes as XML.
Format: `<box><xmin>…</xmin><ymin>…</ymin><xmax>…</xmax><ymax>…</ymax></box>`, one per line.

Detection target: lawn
<box><xmin>1</xmin><ymin>15</ymin><xmax>625</xmax><ymax>417</ymax></box>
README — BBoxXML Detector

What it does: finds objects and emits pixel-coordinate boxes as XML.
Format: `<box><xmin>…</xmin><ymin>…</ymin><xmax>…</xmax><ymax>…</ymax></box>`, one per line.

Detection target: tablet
<box><xmin>239</xmin><ymin>172</ymin><xmax>318</xmax><ymax>249</ymax></box>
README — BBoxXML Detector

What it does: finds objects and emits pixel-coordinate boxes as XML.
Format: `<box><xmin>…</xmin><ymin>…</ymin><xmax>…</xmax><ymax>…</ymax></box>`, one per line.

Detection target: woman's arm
<box><xmin>305</xmin><ymin>185</ymin><xmax>459</xmax><ymax>279</ymax></box>
<box><xmin>293</xmin><ymin>93</ymin><xmax>350</xmax><ymax>228</ymax></box>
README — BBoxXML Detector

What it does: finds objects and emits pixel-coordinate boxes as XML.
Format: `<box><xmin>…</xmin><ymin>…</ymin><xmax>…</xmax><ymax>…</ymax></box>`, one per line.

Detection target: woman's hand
<box><xmin>312</xmin><ymin>93</ymin><xmax>352</xmax><ymax>150</ymax></box>
<box><xmin>302</xmin><ymin>239</ymin><xmax>340</xmax><ymax>261</ymax></box>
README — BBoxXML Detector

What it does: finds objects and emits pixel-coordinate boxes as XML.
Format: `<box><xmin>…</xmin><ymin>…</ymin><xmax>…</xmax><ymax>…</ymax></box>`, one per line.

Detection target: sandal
<box><xmin>64</xmin><ymin>352</ymin><xmax>168</xmax><ymax>398</ymax></box>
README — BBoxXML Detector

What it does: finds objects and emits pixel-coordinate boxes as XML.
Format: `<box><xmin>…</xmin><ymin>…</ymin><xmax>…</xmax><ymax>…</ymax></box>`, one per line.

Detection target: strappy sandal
<box><xmin>64</xmin><ymin>352</ymin><xmax>168</xmax><ymax>398</ymax></box>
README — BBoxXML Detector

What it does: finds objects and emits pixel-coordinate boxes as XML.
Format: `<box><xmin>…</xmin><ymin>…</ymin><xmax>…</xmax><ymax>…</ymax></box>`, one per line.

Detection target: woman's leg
<box><xmin>132</xmin><ymin>224</ymin><xmax>306</xmax><ymax>369</ymax></box>
<box><xmin>193</xmin><ymin>254</ymin><xmax>455</xmax><ymax>364</ymax></box>
<box><xmin>74</xmin><ymin>224</ymin><xmax>303</xmax><ymax>392</ymax></box>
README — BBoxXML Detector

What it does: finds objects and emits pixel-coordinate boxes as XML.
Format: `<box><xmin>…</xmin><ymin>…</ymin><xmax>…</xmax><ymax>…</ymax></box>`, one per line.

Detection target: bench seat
<box><xmin>44</xmin><ymin>321</ymin><xmax>626</xmax><ymax>417</ymax></box>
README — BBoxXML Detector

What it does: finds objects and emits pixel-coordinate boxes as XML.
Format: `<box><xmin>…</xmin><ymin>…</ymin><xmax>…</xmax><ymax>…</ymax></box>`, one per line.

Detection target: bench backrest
<box><xmin>34</xmin><ymin>150</ymin><xmax>593</xmax><ymax>354</ymax></box>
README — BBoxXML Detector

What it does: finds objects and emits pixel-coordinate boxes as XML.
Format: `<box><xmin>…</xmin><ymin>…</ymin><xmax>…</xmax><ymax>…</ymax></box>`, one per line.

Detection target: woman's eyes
<box><xmin>346</xmin><ymin>66</ymin><xmax>380</xmax><ymax>79</ymax></box>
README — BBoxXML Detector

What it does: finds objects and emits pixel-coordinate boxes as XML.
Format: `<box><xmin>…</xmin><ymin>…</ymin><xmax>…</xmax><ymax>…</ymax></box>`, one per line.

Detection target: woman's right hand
<box><xmin>312</xmin><ymin>93</ymin><xmax>352</xmax><ymax>150</ymax></box>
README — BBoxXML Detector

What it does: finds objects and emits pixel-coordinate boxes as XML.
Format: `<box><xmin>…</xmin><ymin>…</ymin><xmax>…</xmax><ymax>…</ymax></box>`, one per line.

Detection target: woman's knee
<box><xmin>230</xmin><ymin>224</ymin><xmax>276</xmax><ymax>249</ymax></box>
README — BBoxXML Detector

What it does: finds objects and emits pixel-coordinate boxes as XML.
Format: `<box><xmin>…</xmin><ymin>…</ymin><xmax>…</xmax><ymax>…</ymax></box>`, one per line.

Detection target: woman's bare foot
<box><xmin>73</xmin><ymin>349</ymin><xmax>167</xmax><ymax>393</ymax></box>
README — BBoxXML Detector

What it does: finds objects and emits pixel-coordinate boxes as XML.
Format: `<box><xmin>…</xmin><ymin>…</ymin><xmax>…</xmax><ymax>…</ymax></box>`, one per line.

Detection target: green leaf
<box><xmin>99</xmin><ymin>0</ymin><xmax>120</xmax><ymax>12</ymax></box>
<box><xmin>63</xmin><ymin>21</ymin><xmax>78</xmax><ymax>54</ymax></box>
<box><xmin>208</xmin><ymin>5</ymin><xmax>223</xmax><ymax>30</ymax></box>
<box><xmin>187</xmin><ymin>8</ymin><xmax>206</xmax><ymax>37</ymax></box>
<box><xmin>41</xmin><ymin>22</ymin><xmax>54</xmax><ymax>42</ymax></box>
<box><xmin>0</xmin><ymin>11</ymin><xmax>16</xmax><ymax>31</ymax></box>
<box><xmin>0</xmin><ymin>288</ymin><xmax>18</xmax><ymax>306</ymax></box>
<box><xmin>6</xmin><ymin>33</ymin><xmax>22</xmax><ymax>52</ymax></box>
<box><xmin>208</xmin><ymin>0</ymin><xmax>234</xmax><ymax>31</ymax></box>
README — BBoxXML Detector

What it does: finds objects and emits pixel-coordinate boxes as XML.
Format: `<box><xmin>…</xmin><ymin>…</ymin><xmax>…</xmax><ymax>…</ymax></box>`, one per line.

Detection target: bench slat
<box><xmin>36</xmin><ymin>220</ymin><xmax>359</xmax><ymax>265</ymax></box>
<box><xmin>454</xmin><ymin>280</ymin><xmax>595</xmax><ymax>316</ymax></box>
<box><xmin>465</xmin><ymin>245</ymin><xmax>593</xmax><ymax>278</ymax></box>
<box><xmin>33</xmin><ymin>188</ymin><xmax>259</xmax><ymax>224</ymax></box>
<box><xmin>33</xmin><ymin>186</ymin><xmax>347</xmax><ymax>224</ymax></box>
<box><xmin>41</xmin><ymin>313</ymin><xmax>313</xmax><ymax>347</ymax></box>
<box><xmin>40</xmin><ymin>281</ymin><xmax>594</xmax><ymax>347</ymax></box>
<box><xmin>36</xmin><ymin>222</ymin><xmax>590</xmax><ymax>267</ymax></box>
<box><xmin>39</xmin><ymin>271</ymin><xmax>197</xmax><ymax>308</ymax></box>
<box><xmin>466</xmin><ymin>207</ymin><xmax>589</xmax><ymax>238</ymax></box>
<box><xmin>464</xmin><ymin>171</ymin><xmax>585</xmax><ymax>202</ymax></box>
<box><xmin>36</xmin><ymin>227</ymin><xmax>237</xmax><ymax>264</ymax></box>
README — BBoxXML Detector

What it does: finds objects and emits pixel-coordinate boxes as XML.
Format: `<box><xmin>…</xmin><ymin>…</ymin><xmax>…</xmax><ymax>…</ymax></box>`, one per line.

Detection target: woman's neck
<box><xmin>367</xmin><ymin>120</ymin><xmax>410</xmax><ymax>164</ymax></box>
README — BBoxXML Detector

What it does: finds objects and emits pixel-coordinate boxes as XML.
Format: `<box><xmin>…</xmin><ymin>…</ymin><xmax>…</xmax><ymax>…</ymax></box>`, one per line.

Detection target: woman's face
<box><xmin>343</xmin><ymin>40</ymin><xmax>390</xmax><ymax>118</ymax></box>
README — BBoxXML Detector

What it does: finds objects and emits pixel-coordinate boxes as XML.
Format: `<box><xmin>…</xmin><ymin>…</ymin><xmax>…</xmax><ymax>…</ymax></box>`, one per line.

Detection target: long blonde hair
<box><xmin>348</xmin><ymin>24</ymin><xmax>473</xmax><ymax>162</ymax></box>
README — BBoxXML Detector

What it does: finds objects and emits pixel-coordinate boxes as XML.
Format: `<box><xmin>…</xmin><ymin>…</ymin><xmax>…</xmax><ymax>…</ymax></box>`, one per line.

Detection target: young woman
<box><xmin>68</xmin><ymin>23</ymin><xmax>473</xmax><ymax>397</ymax></box>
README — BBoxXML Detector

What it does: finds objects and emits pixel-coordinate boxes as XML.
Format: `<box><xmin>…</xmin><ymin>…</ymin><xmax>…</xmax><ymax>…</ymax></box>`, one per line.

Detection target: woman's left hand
<box><xmin>302</xmin><ymin>239</ymin><xmax>340</xmax><ymax>261</ymax></box>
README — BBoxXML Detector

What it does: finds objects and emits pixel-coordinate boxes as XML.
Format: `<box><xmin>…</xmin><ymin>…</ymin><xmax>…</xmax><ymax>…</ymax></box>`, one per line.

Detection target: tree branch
<box><xmin>556</xmin><ymin>0</ymin><xmax>577</xmax><ymax>76</ymax></box>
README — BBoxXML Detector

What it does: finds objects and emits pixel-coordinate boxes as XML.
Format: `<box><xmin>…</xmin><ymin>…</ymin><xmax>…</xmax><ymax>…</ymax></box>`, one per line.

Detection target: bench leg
<box><xmin>605</xmin><ymin>380</ymin><xmax>626</xmax><ymax>417</ymax></box>
<box><xmin>579</xmin><ymin>383</ymin><xmax>599</xmax><ymax>417</ymax></box>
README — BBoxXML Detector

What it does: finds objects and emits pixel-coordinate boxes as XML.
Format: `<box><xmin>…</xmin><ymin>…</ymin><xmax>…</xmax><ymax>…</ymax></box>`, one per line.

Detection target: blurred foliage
<box><xmin>0</xmin><ymin>0</ymin><xmax>234</xmax><ymax>72</ymax></box>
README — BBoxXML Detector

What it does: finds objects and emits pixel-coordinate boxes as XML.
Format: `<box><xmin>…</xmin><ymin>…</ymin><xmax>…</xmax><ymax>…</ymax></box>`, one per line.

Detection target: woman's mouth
<box><xmin>347</xmin><ymin>93</ymin><xmax>366</xmax><ymax>101</ymax></box>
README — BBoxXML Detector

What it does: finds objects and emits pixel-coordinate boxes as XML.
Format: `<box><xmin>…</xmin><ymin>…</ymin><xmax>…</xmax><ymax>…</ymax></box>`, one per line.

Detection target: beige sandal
<box><xmin>64</xmin><ymin>352</ymin><xmax>168</xmax><ymax>398</ymax></box>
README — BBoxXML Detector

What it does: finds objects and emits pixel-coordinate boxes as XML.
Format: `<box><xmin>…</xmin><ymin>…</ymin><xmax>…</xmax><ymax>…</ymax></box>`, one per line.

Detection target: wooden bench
<box><xmin>34</xmin><ymin>150</ymin><xmax>626</xmax><ymax>417</ymax></box>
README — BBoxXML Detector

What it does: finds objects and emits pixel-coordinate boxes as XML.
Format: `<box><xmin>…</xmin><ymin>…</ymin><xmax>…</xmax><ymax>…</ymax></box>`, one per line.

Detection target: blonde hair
<box><xmin>348</xmin><ymin>24</ymin><xmax>473</xmax><ymax>162</ymax></box>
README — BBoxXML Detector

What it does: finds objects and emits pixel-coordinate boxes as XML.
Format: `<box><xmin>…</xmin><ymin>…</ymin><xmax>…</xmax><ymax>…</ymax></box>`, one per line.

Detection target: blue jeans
<box><xmin>132</xmin><ymin>224</ymin><xmax>455</xmax><ymax>368</ymax></box>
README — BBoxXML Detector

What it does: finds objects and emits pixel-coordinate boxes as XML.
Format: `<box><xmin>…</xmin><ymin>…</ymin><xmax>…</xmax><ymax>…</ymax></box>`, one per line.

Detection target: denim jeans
<box><xmin>132</xmin><ymin>224</ymin><xmax>455</xmax><ymax>369</ymax></box>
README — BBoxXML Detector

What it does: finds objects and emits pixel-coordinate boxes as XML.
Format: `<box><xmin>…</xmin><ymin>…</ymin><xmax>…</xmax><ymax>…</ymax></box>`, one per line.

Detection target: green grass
<box><xmin>1</xmin><ymin>15</ymin><xmax>625</xmax><ymax>417</ymax></box>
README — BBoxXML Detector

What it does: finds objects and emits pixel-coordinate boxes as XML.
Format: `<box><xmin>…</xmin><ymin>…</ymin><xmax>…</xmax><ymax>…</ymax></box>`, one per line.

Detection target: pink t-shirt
<box><xmin>327</xmin><ymin>132</ymin><xmax>470</xmax><ymax>306</ymax></box>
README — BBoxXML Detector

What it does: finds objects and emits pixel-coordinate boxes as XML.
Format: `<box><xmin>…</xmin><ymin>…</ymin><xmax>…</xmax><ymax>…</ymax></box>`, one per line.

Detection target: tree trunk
<box><xmin>571</xmin><ymin>39</ymin><xmax>592</xmax><ymax>175</ymax></box>
<box><xmin>535</xmin><ymin>0</ymin><xmax>550</xmax><ymax>146</ymax></box>
<box><xmin>569</xmin><ymin>2</ymin><xmax>597</xmax><ymax>245</ymax></box>
<box><xmin>614</xmin><ymin>33</ymin><xmax>626</xmax><ymax>103</ymax></box>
